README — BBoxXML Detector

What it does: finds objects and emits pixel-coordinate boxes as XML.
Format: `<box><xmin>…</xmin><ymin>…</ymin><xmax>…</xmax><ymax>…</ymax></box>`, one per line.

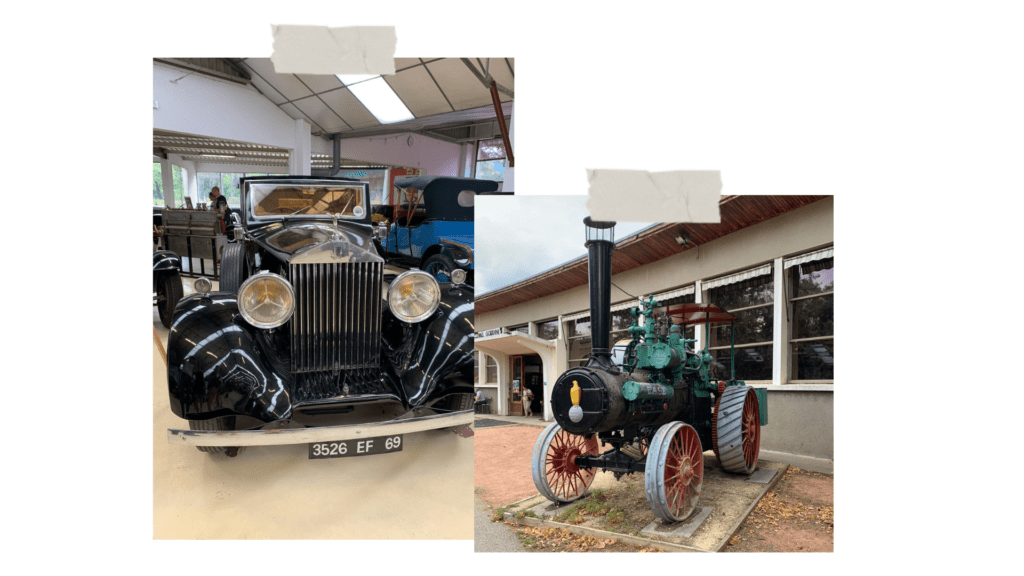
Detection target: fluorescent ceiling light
<box><xmin>335</xmin><ymin>74</ymin><xmax>378</xmax><ymax>86</ymax></box>
<box><xmin>201</xmin><ymin>154</ymin><xmax>236</xmax><ymax>159</ymax></box>
<box><xmin>336</xmin><ymin>75</ymin><xmax>414</xmax><ymax>124</ymax></box>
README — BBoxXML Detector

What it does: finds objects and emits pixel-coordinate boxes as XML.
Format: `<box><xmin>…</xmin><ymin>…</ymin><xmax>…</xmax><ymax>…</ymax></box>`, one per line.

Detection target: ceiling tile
<box><xmin>319</xmin><ymin>89</ymin><xmax>380</xmax><ymax>130</ymax></box>
<box><xmin>487</xmin><ymin>58</ymin><xmax>515</xmax><ymax>102</ymax></box>
<box><xmin>292</xmin><ymin>96</ymin><xmax>347</xmax><ymax>133</ymax></box>
<box><xmin>425</xmin><ymin>59</ymin><xmax>494</xmax><ymax>111</ymax></box>
<box><xmin>394</xmin><ymin>58</ymin><xmax>422</xmax><ymax>71</ymax></box>
<box><xmin>295</xmin><ymin>73</ymin><xmax>344</xmax><ymax>94</ymax></box>
<box><xmin>385</xmin><ymin>66</ymin><xmax>453</xmax><ymax>117</ymax></box>
<box><xmin>242</xmin><ymin>58</ymin><xmax>313</xmax><ymax>101</ymax></box>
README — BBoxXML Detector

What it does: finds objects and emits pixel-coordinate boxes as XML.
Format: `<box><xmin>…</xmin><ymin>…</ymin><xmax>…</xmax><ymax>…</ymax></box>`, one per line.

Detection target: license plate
<box><xmin>308</xmin><ymin>435</ymin><xmax>404</xmax><ymax>459</ymax></box>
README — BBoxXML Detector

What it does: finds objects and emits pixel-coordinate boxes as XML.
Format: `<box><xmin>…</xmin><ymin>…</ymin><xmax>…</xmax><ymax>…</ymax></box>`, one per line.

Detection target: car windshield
<box><xmin>249</xmin><ymin>183</ymin><xmax>366</xmax><ymax>219</ymax></box>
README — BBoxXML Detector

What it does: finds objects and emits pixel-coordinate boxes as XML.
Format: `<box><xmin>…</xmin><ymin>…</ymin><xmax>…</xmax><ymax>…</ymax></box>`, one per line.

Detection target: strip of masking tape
<box><xmin>271</xmin><ymin>25</ymin><xmax>397</xmax><ymax>75</ymax></box>
<box><xmin>587</xmin><ymin>170</ymin><xmax>722</xmax><ymax>223</ymax></box>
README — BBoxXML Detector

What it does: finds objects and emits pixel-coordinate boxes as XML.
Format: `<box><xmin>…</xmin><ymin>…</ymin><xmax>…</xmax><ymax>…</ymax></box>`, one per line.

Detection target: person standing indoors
<box><xmin>209</xmin><ymin>186</ymin><xmax>228</xmax><ymax>211</ymax></box>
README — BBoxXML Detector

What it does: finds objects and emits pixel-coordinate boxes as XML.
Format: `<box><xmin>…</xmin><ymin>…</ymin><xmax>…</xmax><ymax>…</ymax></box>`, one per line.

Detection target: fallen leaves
<box><xmin>507</xmin><ymin>525</ymin><xmax>662</xmax><ymax>552</ymax></box>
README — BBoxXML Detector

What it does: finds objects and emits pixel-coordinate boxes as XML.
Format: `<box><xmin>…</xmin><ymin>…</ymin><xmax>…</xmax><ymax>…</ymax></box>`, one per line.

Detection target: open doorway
<box><xmin>510</xmin><ymin>354</ymin><xmax>544</xmax><ymax>419</ymax></box>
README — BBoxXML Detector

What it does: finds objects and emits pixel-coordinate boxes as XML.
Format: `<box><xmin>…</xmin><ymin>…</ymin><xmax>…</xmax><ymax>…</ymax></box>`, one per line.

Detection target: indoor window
<box><xmin>153</xmin><ymin>163</ymin><xmax>164</xmax><ymax>207</ymax></box>
<box><xmin>475</xmin><ymin>138</ymin><xmax>506</xmax><ymax>182</ymax></box>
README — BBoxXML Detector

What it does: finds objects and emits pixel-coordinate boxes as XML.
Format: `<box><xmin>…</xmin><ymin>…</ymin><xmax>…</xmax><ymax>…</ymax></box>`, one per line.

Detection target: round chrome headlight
<box><xmin>194</xmin><ymin>277</ymin><xmax>213</xmax><ymax>294</ymax></box>
<box><xmin>451</xmin><ymin>268</ymin><xmax>467</xmax><ymax>285</ymax></box>
<box><xmin>388</xmin><ymin>270</ymin><xmax>441</xmax><ymax>323</ymax></box>
<box><xmin>237</xmin><ymin>272</ymin><xmax>295</xmax><ymax>328</ymax></box>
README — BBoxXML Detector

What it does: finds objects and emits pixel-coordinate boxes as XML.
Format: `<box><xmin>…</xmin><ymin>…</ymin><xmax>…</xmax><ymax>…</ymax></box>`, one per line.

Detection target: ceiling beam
<box><xmin>154</xmin><ymin>58</ymin><xmax>251</xmax><ymax>85</ymax></box>
<box><xmin>333</xmin><ymin>102</ymin><xmax>513</xmax><ymax>140</ymax></box>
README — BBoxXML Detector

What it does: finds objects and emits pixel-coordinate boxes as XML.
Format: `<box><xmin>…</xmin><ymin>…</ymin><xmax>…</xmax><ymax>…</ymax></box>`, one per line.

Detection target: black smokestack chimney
<box><xmin>583</xmin><ymin>217</ymin><xmax>617</xmax><ymax>373</ymax></box>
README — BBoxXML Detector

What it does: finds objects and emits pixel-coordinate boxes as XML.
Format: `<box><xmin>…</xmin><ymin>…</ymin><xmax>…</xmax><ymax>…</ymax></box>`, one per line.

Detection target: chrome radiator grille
<box><xmin>289</xmin><ymin>261</ymin><xmax>384</xmax><ymax>373</ymax></box>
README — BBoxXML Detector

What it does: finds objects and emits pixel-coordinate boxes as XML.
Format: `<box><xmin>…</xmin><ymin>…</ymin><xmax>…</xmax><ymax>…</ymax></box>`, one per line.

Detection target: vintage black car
<box><xmin>153</xmin><ymin>249</ymin><xmax>183</xmax><ymax>329</ymax></box>
<box><xmin>165</xmin><ymin>176</ymin><xmax>475</xmax><ymax>456</ymax></box>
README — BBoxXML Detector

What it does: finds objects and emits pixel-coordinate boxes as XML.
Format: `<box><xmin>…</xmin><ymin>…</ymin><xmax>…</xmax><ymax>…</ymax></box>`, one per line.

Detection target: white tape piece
<box><xmin>270</xmin><ymin>25</ymin><xmax>397</xmax><ymax>75</ymax></box>
<box><xmin>587</xmin><ymin>170</ymin><xmax>722</xmax><ymax>223</ymax></box>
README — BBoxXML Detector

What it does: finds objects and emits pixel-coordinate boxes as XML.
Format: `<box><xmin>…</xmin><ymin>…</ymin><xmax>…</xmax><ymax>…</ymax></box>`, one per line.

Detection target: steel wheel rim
<box><xmin>645</xmin><ymin>422</ymin><xmax>703</xmax><ymax>522</ymax></box>
<box><xmin>663</xmin><ymin>424</ymin><xmax>703</xmax><ymax>519</ymax></box>
<box><xmin>715</xmin><ymin>385</ymin><xmax>760</xmax><ymax>474</ymax></box>
<box><xmin>545</xmin><ymin>429</ymin><xmax>598</xmax><ymax>501</ymax></box>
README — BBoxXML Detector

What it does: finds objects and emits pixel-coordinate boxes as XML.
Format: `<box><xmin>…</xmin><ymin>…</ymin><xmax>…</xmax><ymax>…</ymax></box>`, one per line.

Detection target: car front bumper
<box><xmin>167</xmin><ymin>410</ymin><xmax>473</xmax><ymax>447</ymax></box>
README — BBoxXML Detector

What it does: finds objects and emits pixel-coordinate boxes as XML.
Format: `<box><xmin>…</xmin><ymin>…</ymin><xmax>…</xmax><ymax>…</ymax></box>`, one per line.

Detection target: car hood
<box><xmin>248</xmin><ymin>221</ymin><xmax>383</xmax><ymax>264</ymax></box>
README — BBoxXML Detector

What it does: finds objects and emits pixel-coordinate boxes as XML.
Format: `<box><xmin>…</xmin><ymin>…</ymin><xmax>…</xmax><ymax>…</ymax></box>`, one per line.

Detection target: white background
<box><xmin>4</xmin><ymin>0</ymin><xmax>1021</xmax><ymax>571</ymax></box>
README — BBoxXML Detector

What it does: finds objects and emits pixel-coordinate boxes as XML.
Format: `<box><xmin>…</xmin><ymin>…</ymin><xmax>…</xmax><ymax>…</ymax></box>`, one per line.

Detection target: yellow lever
<box><xmin>570</xmin><ymin>380</ymin><xmax>581</xmax><ymax>407</ymax></box>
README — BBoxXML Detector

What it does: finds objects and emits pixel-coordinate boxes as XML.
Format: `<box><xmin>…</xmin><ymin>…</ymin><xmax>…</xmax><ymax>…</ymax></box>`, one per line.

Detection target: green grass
<box><xmin>491</xmin><ymin>506</ymin><xmax>507</xmax><ymax>522</ymax></box>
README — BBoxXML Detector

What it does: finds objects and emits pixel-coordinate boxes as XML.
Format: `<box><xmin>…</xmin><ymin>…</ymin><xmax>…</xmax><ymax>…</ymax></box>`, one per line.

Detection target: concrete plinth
<box><xmin>747</xmin><ymin>468</ymin><xmax>778</xmax><ymax>484</ymax></box>
<box><xmin>641</xmin><ymin>506</ymin><xmax>713</xmax><ymax>539</ymax></box>
<box><xmin>524</xmin><ymin>499</ymin><xmax>576</xmax><ymax>520</ymax></box>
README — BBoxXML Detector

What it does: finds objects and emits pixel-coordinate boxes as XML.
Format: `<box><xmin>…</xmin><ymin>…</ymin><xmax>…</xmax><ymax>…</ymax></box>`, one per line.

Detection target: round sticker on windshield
<box><xmin>457</xmin><ymin>191</ymin><xmax>474</xmax><ymax>207</ymax></box>
<box><xmin>353</xmin><ymin>206</ymin><xmax>365</xmax><ymax>217</ymax></box>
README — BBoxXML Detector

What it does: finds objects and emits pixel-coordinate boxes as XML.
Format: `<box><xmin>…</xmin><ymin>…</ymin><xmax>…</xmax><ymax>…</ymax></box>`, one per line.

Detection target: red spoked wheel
<box><xmin>715</xmin><ymin>386</ymin><xmax>761</xmax><ymax>474</ymax></box>
<box><xmin>531</xmin><ymin>423</ymin><xmax>599</xmax><ymax>503</ymax></box>
<box><xmin>645</xmin><ymin>422</ymin><xmax>704</xmax><ymax>522</ymax></box>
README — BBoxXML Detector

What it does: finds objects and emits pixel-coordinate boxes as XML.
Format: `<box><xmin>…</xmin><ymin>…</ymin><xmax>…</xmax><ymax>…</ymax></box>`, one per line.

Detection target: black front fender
<box><xmin>167</xmin><ymin>293</ymin><xmax>292</xmax><ymax>422</ymax></box>
<box><xmin>153</xmin><ymin>250</ymin><xmax>181</xmax><ymax>273</ymax></box>
<box><xmin>382</xmin><ymin>286</ymin><xmax>475</xmax><ymax>407</ymax></box>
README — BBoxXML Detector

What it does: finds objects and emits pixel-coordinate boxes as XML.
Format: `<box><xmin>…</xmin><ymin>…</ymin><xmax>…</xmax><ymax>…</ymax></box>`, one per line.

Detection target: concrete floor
<box><xmin>153</xmin><ymin>276</ymin><xmax>473</xmax><ymax>539</ymax></box>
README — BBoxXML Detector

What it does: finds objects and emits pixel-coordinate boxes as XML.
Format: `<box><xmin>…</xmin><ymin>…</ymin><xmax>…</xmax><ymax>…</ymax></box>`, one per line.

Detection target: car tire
<box><xmin>157</xmin><ymin>272</ymin><xmax>183</xmax><ymax>329</ymax></box>
<box><xmin>423</xmin><ymin>253</ymin><xmax>458</xmax><ymax>283</ymax></box>
<box><xmin>188</xmin><ymin>417</ymin><xmax>240</xmax><ymax>455</ymax></box>
<box><xmin>436</xmin><ymin>393</ymin><xmax>474</xmax><ymax>432</ymax></box>
<box><xmin>220</xmin><ymin>243</ymin><xmax>248</xmax><ymax>293</ymax></box>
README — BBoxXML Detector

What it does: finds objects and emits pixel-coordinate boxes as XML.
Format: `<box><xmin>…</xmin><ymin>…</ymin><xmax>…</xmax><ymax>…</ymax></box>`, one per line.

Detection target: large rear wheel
<box><xmin>714</xmin><ymin>385</ymin><xmax>761</xmax><ymax>474</ymax></box>
<box><xmin>531</xmin><ymin>423</ymin><xmax>599</xmax><ymax>503</ymax></box>
<box><xmin>645</xmin><ymin>421</ymin><xmax>704</xmax><ymax>522</ymax></box>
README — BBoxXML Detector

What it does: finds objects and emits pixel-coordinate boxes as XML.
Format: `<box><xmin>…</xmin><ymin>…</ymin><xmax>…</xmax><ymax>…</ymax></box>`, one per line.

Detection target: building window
<box><xmin>509</xmin><ymin>324</ymin><xmax>529</xmax><ymax>335</ymax></box>
<box><xmin>565</xmin><ymin>306</ymin><xmax>636</xmax><ymax>367</ymax></box>
<box><xmin>788</xmin><ymin>256</ymin><xmax>834</xmax><ymax>380</ymax></box>
<box><xmin>651</xmin><ymin>292</ymin><xmax>697</xmax><ymax>342</ymax></box>
<box><xmin>474</xmin><ymin>138</ymin><xmax>506</xmax><ymax>182</ymax></box>
<box><xmin>566</xmin><ymin>316</ymin><xmax>592</xmax><ymax>368</ymax></box>
<box><xmin>537</xmin><ymin>319</ymin><xmax>558</xmax><ymax>340</ymax></box>
<box><xmin>474</xmin><ymin>354</ymin><xmax>480</xmax><ymax>385</ymax></box>
<box><xmin>486</xmin><ymin>356</ymin><xmax>498</xmax><ymax>383</ymax></box>
<box><xmin>707</xmin><ymin>272</ymin><xmax>774</xmax><ymax>381</ymax></box>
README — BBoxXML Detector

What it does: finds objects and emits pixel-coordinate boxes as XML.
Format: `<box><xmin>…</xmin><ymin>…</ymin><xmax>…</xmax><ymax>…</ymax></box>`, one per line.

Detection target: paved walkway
<box><xmin>473</xmin><ymin>496</ymin><xmax>526</xmax><ymax>553</ymax></box>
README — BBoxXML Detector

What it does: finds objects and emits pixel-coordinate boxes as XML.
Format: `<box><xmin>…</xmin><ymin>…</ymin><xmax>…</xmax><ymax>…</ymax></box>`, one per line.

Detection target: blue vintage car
<box><xmin>385</xmin><ymin>176</ymin><xmax>499</xmax><ymax>283</ymax></box>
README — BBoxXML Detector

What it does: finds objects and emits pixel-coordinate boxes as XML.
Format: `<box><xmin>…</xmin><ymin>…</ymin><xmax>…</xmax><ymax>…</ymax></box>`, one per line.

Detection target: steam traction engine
<box><xmin>531</xmin><ymin>219</ymin><xmax>768</xmax><ymax>522</ymax></box>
